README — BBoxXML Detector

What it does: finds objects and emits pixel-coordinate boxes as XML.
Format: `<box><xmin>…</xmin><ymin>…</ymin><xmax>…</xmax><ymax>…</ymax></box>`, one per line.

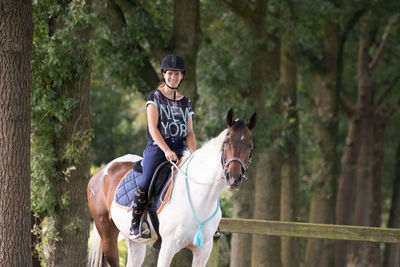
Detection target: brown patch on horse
<box><xmin>87</xmin><ymin>160</ymin><xmax>136</xmax><ymax>267</ymax></box>
<box><xmin>103</xmin><ymin>161</ymin><xmax>133</xmax><ymax>212</ymax></box>
<box><xmin>88</xmin><ymin>161</ymin><xmax>133</xmax><ymax>218</ymax></box>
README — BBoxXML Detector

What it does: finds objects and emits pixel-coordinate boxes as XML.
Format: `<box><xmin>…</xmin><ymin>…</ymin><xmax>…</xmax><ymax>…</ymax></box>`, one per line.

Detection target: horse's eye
<box><xmin>225</xmin><ymin>136</ymin><xmax>231</xmax><ymax>144</ymax></box>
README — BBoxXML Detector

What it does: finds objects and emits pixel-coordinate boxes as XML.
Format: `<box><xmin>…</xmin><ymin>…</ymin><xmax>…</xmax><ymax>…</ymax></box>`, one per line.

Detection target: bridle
<box><xmin>220</xmin><ymin>134</ymin><xmax>253</xmax><ymax>177</ymax></box>
<box><xmin>220</xmin><ymin>153</ymin><xmax>251</xmax><ymax>175</ymax></box>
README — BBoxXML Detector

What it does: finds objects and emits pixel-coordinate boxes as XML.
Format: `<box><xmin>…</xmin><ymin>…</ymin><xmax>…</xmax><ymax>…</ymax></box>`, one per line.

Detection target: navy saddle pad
<box><xmin>115</xmin><ymin>160</ymin><xmax>172</xmax><ymax>209</ymax></box>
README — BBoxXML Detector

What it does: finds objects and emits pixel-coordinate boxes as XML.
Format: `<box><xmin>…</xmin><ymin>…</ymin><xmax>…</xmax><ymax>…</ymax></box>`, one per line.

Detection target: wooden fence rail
<box><xmin>206</xmin><ymin>218</ymin><xmax>400</xmax><ymax>267</ymax></box>
<box><xmin>219</xmin><ymin>218</ymin><xmax>400</xmax><ymax>243</ymax></box>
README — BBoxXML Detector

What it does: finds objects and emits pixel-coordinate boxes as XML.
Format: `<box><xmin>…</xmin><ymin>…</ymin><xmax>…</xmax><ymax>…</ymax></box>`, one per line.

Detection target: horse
<box><xmin>87</xmin><ymin>108</ymin><xmax>257</xmax><ymax>267</ymax></box>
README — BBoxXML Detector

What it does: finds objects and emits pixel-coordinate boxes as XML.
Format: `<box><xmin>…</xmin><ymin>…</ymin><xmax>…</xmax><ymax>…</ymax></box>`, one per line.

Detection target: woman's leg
<box><xmin>130</xmin><ymin>143</ymin><xmax>165</xmax><ymax>238</ymax></box>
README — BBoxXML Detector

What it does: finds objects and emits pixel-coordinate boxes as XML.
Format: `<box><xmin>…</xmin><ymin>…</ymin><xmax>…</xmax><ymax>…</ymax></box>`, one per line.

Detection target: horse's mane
<box><xmin>182</xmin><ymin>129</ymin><xmax>228</xmax><ymax>160</ymax></box>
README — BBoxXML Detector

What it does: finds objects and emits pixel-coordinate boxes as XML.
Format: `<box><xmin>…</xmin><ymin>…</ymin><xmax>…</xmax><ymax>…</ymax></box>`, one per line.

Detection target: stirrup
<box><xmin>129</xmin><ymin>220</ymin><xmax>151</xmax><ymax>240</ymax></box>
<box><xmin>139</xmin><ymin>220</ymin><xmax>151</xmax><ymax>239</ymax></box>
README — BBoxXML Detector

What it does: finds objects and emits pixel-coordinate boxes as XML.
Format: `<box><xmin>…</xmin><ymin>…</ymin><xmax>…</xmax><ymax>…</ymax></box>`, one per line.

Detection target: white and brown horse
<box><xmin>87</xmin><ymin>109</ymin><xmax>256</xmax><ymax>267</ymax></box>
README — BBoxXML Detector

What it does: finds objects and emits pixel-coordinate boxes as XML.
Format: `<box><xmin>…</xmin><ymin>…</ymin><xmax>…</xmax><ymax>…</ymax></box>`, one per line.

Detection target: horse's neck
<box><xmin>175</xmin><ymin>130</ymin><xmax>227</xmax><ymax>208</ymax></box>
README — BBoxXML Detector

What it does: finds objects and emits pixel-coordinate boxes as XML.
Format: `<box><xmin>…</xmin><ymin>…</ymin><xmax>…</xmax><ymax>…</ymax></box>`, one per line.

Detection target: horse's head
<box><xmin>221</xmin><ymin>108</ymin><xmax>257</xmax><ymax>192</ymax></box>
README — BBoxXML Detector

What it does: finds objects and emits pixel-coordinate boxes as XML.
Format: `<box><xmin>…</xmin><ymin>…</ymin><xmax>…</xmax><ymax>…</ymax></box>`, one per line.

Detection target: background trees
<box><xmin>2</xmin><ymin>0</ymin><xmax>394</xmax><ymax>266</ymax></box>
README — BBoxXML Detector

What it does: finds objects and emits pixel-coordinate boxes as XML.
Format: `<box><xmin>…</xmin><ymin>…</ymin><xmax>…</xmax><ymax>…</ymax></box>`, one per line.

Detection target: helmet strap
<box><xmin>164</xmin><ymin>77</ymin><xmax>184</xmax><ymax>100</ymax></box>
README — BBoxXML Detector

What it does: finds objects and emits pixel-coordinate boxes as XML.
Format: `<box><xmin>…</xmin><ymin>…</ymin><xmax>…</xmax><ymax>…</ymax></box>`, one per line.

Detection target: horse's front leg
<box><xmin>191</xmin><ymin>240</ymin><xmax>213</xmax><ymax>267</ymax></box>
<box><xmin>126</xmin><ymin>240</ymin><xmax>146</xmax><ymax>267</ymax></box>
<box><xmin>157</xmin><ymin>238</ymin><xmax>180</xmax><ymax>267</ymax></box>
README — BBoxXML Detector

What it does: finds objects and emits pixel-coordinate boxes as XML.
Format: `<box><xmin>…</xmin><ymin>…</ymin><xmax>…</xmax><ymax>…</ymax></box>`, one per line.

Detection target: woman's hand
<box><xmin>164</xmin><ymin>149</ymin><xmax>178</xmax><ymax>162</ymax></box>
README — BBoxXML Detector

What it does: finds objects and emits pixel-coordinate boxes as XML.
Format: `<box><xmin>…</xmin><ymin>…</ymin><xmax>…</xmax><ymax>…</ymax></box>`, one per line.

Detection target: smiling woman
<box><xmin>129</xmin><ymin>54</ymin><xmax>197</xmax><ymax>239</ymax></box>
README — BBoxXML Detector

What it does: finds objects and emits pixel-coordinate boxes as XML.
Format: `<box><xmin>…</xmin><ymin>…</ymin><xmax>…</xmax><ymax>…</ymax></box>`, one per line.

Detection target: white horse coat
<box><xmin>93</xmin><ymin>130</ymin><xmax>227</xmax><ymax>267</ymax></box>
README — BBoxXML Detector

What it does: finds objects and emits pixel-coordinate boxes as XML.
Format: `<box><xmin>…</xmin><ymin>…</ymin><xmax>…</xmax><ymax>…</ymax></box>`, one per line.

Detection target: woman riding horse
<box><xmin>130</xmin><ymin>54</ymin><xmax>196</xmax><ymax>238</ymax></box>
<box><xmin>87</xmin><ymin>108</ymin><xmax>257</xmax><ymax>266</ymax></box>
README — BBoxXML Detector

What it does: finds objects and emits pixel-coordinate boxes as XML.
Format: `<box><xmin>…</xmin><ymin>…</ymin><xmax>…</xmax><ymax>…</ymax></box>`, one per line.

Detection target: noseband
<box><xmin>220</xmin><ymin>153</ymin><xmax>251</xmax><ymax>174</ymax></box>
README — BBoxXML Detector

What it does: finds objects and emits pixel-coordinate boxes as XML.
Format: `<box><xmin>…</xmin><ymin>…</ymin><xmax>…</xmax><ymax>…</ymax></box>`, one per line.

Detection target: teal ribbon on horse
<box><xmin>184</xmin><ymin>155</ymin><xmax>220</xmax><ymax>247</ymax></box>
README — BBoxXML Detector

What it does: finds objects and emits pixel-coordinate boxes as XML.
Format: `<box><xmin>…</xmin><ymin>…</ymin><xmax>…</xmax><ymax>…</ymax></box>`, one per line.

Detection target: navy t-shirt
<box><xmin>146</xmin><ymin>90</ymin><xmax>194</xmax><ymax>140</ymax></box>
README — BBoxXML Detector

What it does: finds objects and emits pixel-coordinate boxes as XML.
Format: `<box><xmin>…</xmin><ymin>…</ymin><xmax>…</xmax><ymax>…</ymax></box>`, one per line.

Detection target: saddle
<box><xmin>115</xmin><ymin>160</ymin><xmax>176</xmax><ymax>248</ymax></box>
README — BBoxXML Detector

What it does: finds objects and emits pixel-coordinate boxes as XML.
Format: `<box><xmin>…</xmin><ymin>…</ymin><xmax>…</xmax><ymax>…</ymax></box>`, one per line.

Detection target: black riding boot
<box><xmin>129</xmin><ymin>187</ymin><xmax>149</xmax><ymax>239</ymax></box>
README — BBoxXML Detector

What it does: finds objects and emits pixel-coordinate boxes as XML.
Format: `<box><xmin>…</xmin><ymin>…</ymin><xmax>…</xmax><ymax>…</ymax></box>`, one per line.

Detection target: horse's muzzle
<box><xmin>226</xmin><ymin>171</ymin><xmax>243</xmax><ymax>192</ymax></box>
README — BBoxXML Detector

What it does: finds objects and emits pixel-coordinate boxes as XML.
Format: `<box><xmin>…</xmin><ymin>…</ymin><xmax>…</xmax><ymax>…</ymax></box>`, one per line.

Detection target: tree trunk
<box><xmin>384</xmin><ymin>141</ymin><xmax>400</xmax><ymax>267</ymax></box>
<box><xmin>48</xmin><ymin>76</ymin><xmax>92</xmax><ymax>266</ymax></box>
<box><xmin>305</xmin><ymin>21</ymin><xmax>340</xmax><ymax>267</ymax></box>
<box><xmin>253</xmin><ymin>150</ymin><xmax>282</xmax><ymax>267</ymax></box>
<box><xmin>0</xmin><ymin>1</ymin><xmax>33</xmax><ymax>266</ymax></box>
<box><xmin>172</xmin><ymin>0</ymin><xmax>201</xmax><ymax>106</ymax></box>
<box><xmin>348</xmin><ymin>19</ymin><xmax>380</xmax><ymax>267</ymax></box>
<box><xmin>280</xmin><ymin>36</ymin><xmax>299</xmax><ymax>267</ymax></box>
<box><xmin>368</xmin><ymin>104</ymin><xmax>391</xmax><ymax>266</ymax></box>
<box><xmin>334</xmin><ymin>113</ymin><xmax>363</xmax><ymax>267</ymax></box>
<box><xmin>230</xmin><ymin>166</ymin><xmax>255</xmax><ymax>267</ymax></box>
<box><xmin>43</xmin><ymin>1</ymin><xmax>92</xmax><ymax>266</ymax></box>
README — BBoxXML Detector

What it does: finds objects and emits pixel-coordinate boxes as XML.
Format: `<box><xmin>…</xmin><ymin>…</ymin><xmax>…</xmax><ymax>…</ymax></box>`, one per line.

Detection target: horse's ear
<box><xmin>247</xmin><ymin>112</ymin><xmax>257</xmax><ymax>130</ymax></box>
<box><xmin>226</xmin><ymin>108</ymin><xmax>234</xmax><ymax>127</ymax></box>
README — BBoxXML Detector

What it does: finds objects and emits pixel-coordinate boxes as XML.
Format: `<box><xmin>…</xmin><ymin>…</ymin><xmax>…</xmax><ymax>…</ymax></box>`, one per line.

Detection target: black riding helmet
<box><xmin>160</xmin><ymin>55</ymin><xmax>185</xmax><ymax>99</ymax></box>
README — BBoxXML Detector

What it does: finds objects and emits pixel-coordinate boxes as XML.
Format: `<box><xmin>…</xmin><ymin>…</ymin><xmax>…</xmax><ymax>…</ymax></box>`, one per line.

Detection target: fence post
<box><xmin>206</xmin><ymin>239</ymin><xmax>219</xmax><ymax>267</ymax></box>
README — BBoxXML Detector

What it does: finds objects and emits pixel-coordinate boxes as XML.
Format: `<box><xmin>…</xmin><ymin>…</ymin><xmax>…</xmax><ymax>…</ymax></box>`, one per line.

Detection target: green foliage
<box><xmin>63</xmin><ymin>129</ymin><xmax>94</xmax><ymax>164</ymax></box>
<box><xmin>31</xmin><ymin>0</ymin><xmax>93</xmax><ymax>261</ymax></box>
<box><xmin>197</xmin><ymin>1</ymin><xmax>254</xmax><ymax>139</ymax></box>
<box><xmin>220</xmin><ymin>191</ymin><xmax>233</xmax><ymax>218</ymax></box>
<box><xmin>90</xmin><ymin>0</ymin><xmax>174</xmax><ymax>95</ymax></box>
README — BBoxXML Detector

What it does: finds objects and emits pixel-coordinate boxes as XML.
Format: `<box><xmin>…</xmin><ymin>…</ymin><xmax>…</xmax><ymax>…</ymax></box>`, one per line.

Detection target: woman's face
<box><xmin>163</xmin><ymin>70</ymin><xmax>184</xmax><ymax>88</ymax></box>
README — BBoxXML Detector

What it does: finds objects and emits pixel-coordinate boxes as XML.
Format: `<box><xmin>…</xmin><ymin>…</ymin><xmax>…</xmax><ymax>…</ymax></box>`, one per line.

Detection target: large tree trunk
<box><xmin>305</xmin><ymin>21</ymin><xmax>340</xmax><ymax>267</ymax></box>
<box><xmin>280</xmin><ymin>36</ymin><xmax>299</xmax><ymax>267</ymax></box>
<box><xmin>0</xmin><ymin>1</ymin><xmax>33</xmax><ymax>266</ymax></box>
<box><xmin>334</xmin><ymin>112</ymin><xmax>363</xmax><ymax>267</ymax></box>
<box><xmin>172</xmin><ymin>0</ymin><xmax>201</xmax><ymax>105</ymax></box>
<box><xmin>384</xmin><ymin>141</ymin><xmax>400</xmax><ymax>267</ymax></box>
<box><xmin>48</xmin><ymin>76</ymin><xmax>92</xmax><ymax>266</ymax></box>
<box><xmin>347</xmin><ymin>19</ymin><xmax>380</xmax><ymax>267</ymax></box>
<box><xmin>42</xmin><ymin>1</ymin><xmax>92</xmax><ymax>266</ymax></box>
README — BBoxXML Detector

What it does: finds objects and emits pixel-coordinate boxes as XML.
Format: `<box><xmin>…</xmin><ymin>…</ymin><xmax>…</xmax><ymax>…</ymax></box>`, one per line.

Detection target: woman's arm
<box><xmin>147</xmin><ymin>104</ymin><xmax>177</xmax><ymax>161</ymax></box>
<box><xmin>185</xmin><ymin>115</ymin><xmax>196</xmax><ymax>153</ymax></box>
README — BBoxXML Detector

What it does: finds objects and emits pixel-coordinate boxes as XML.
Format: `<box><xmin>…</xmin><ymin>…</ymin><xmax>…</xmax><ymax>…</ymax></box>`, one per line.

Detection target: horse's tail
<box><xmin>88</xmin><ymin>223</ymin><xmax>103</xmax><ymax>267</ymax></box>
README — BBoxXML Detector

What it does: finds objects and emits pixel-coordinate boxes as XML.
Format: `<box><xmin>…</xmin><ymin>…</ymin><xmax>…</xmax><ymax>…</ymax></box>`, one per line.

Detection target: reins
<box><xmin>169</xmin><ymin>157</ymin><xmax>224</xmax><ymax>185</ymax></box>
<box><xmin>164</xmin><ymin>155</ymin><xmax>222</xmax><ymax>247</ymax></box>
<box><xmin>183</xmin><ymin>155</ymin><xmax>220</xmax><ymax>247</ymax></box>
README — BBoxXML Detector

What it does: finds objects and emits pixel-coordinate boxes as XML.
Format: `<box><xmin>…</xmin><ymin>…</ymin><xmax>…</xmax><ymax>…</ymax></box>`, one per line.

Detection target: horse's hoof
<box><xmin>213</xmin><ymin>228</ymin><xmax>222</xmax><ymax>240</ymax></box>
